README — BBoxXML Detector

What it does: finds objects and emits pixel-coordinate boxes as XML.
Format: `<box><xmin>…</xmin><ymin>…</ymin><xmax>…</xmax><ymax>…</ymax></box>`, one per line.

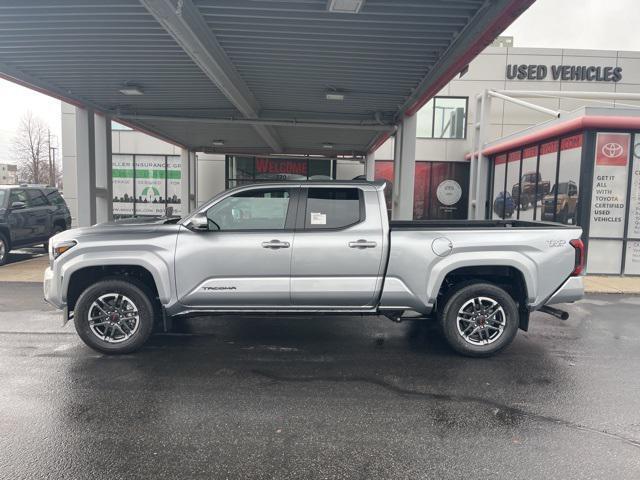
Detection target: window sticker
<box><xmin>310</xmin><ymin>212</ymin><xmax>327</xmax><ymax>225</ymax></box>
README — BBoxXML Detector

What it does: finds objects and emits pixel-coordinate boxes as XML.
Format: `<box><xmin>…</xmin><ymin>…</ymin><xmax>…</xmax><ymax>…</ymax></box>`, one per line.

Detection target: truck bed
<box><xmin>390</xmin><ymin>219</ymin><xmax>581</xmax><ymax>230</ymax></box>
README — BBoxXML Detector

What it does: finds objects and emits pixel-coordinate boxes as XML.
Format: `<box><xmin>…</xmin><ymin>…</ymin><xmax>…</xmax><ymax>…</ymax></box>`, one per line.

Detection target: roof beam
<box><xmin>140</xmin><ymin>0</ymin><xmax>283</xmax><ymax>152</ymax></box>
<box><xmin>116</xmin><ymin>113</ymin><xmax>397</xmax><ymax>132</ymax></box>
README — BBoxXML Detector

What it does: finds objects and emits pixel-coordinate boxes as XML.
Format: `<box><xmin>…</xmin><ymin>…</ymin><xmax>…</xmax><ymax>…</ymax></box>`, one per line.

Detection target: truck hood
<box><xmin>52</xmin><ymin>219</ymin><xmax>182</xmax><ymax>244</ymax></box>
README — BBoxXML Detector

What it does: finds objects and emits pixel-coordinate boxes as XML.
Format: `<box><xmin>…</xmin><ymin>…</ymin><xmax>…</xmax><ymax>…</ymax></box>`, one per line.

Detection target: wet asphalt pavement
<box><xmin>0</xmin><ymin>282</ymin><xmax>639</xmax><ymax>479</ymax></box>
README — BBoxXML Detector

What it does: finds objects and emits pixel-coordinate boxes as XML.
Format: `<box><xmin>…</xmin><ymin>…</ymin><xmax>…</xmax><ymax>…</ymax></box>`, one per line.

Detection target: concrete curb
<box><xmin>583</xmin><ymin>276</ymin><xmax>640</xmax><ymax>295</ymax></box>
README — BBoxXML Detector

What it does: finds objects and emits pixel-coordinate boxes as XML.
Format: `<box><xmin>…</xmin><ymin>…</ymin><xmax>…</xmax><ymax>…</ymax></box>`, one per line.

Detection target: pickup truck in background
<box><xmin>512</xmin><ymin>172</ymin><xmax>551</xmax><ymax>210</ymax></box>
<box><xmin>542</xmin><ymin>181</ymin><xmax>579</xmax><ymax>224</ymax></box>
<box><xmin>44</xmin><ymin>181</ymin><xmax>584</xmax><ymax>357</ymax></box>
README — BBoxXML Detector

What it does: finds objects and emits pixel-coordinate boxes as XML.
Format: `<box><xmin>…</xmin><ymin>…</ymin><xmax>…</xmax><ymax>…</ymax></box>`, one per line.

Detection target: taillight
<box><xmin>569</xmin><ymin>239</ymin><xmax>584</xmax><ymax>276</ymax></box>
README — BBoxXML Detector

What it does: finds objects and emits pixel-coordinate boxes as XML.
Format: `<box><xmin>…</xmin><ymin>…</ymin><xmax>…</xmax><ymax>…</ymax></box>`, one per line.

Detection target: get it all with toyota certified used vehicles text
<box><xmin>44</xmin><ymin>181</ymin><xmax>585</xmax><ymax>357</ymax></box>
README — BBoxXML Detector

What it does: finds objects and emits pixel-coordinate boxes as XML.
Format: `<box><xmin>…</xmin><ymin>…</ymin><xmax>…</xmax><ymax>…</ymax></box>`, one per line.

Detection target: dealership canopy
<box><xmin>0</xmin><ymin>0</ymin><xmax>533</xmax><ymax>156</ymax></box>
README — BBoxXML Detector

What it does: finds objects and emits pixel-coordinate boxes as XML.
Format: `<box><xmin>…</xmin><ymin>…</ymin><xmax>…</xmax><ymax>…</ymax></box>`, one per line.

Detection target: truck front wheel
<box><xmin>439</xmin><ymin>282</ymin><xmax>519</xmax><ymax>357</ymax></box>
<box><xmin>74</xmin><ymin>279</ymin><xmax>154</xmax><ymax>354</ymax></box>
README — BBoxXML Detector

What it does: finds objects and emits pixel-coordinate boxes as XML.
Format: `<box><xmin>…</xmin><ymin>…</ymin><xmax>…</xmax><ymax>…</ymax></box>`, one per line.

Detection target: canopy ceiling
<box><xmin>0</xmin><ymin>0</ymin><xmax>534</xmax><ymax>156</ymax></box>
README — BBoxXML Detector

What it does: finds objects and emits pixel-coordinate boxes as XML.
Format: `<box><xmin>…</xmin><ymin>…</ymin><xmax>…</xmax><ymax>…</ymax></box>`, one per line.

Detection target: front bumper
<box><xmin>544</xmin><ymin>276</ymin><xmax>584</xmax><ymax>306</ymax></box>
<box><xmin>43</xmin><ymin>266</ymin><xmax>65</xmax><ymax>309</ymax></box>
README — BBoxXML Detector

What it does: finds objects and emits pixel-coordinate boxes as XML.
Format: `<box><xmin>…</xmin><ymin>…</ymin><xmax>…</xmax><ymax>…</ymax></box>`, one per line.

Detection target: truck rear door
<box><xmin>290</xmin><ymin>186</ymin><xmax>385</xmax><ymax>308</ymax></box>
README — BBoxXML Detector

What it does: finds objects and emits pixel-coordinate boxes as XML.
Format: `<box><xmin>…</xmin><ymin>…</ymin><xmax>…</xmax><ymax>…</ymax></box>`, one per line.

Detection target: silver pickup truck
<box><xmin>44</xmin><ymin>181</ymin><xmax>584</xmax><ymax>357</ymax></box>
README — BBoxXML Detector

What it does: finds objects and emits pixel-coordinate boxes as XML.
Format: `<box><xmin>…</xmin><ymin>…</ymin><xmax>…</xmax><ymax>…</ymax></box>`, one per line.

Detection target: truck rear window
<box><xmin>45</xmin><ymin>190</ymin><xmax>66</xmax><ymax>206</ymax></box>
<box><xmin>304</xmin><ymin>188</ymin><xmax>361</xmax><ymax>229</ymax></box>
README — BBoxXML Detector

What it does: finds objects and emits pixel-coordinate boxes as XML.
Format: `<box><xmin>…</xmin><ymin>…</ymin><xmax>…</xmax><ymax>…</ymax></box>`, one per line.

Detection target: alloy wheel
<box><xmin>87</xmin><ymin>293</ymin><xmax>140</xmax><ymax>343</ymax></box>
<box><xmin>456</xmin><ymin>296</ymin><xmax>506</xmax><ymax>346</ymax></box>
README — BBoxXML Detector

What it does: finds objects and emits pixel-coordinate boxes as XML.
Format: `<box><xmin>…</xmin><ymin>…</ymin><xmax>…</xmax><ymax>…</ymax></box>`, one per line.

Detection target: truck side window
<box><xmin>304</xmin><ymin>188</ymin><xmax>362</xmax><ymax>229</ymax></box>
<box><xmin>45</xmin><ymin>190</ymin><xmax>65</xmax><ymax>206</ymax></box>
<box><xmin>206</xmin><ymin>188</ymin><xmax>290</xmax><ymax>231</ymax></box>
<box><xmin>9</xmin><ymin>189</ymin><xmax>28</xmax><ymax>206</ymax></box>
<box><xmin>27</xmin><ymin>189</ymin><xmax>49</xmax><ymax>207</ymax></box>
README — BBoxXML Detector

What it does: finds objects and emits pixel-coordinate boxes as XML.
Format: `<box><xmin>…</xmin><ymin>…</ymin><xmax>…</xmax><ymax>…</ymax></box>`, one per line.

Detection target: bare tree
<box><xmin>11</xmin><ymin>112</ymin><xmax>52</xmax><ymax>184</ymax></box>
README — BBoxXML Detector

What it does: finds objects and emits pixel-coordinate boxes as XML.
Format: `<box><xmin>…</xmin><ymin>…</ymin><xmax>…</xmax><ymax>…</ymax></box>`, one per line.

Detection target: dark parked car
<box><xmin>0</xmin><ymin>185</ymin><xmax>71</xmax><ymax>265</ymax></box>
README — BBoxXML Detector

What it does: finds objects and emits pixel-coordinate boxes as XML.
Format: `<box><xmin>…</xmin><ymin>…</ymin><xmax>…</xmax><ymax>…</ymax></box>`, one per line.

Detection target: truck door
<box><xmin>290</xmin><ymin>187</ymin><xmax>385</xmax><ymax>308</ymax></box>
<box><xmin>6</xmin><ymin>189</ymin><xmax>30</xmax><ymax>245</ymax></box>
<box><xmin>25</xmin><ymin>189</ymin><xmax>52</xmax><ymax>240</ymax></box>
<box><xmin>174</xmin><ymin>187</ymin><xmax>298</xmax><ymax>308</ymax></box>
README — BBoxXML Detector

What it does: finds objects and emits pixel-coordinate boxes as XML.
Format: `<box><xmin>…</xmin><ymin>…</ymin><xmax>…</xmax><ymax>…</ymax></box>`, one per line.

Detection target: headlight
<box><xmin>51</xmin><ymin>240</ymin><xmax>77</xmax><ymax>260</ymax></box>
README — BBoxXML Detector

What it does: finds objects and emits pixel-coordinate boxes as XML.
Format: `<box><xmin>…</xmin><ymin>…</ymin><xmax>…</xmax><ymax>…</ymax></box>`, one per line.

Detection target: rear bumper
<box><xmin>544</xmin><ymin>276</ymin><xmax>584</xmax><ymax>306</ymax></box>
<box><xmin>43</xmin><ymin>266</ymin><xmax>65</xmax><ymax>309</ymax></box>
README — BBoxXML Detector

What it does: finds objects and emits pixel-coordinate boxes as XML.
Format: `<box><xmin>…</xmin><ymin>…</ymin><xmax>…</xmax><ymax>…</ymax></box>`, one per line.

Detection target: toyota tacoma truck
<box><xmin>44</xmin><ymin>181</ymin><xmax>584</xmax><ymax>357</ymax></box>
<box><xmin>512</xmin><ymin>172</ymin><xmax>551</xmax><ymax>210</ymax></box>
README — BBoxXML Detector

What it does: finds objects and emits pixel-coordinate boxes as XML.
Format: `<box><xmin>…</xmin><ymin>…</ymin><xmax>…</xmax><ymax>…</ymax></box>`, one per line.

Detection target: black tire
<box><xmin>439</xmin><ymin>282</ymin><xmax>519</xmax><ymax>357</ymax></box>
<box><xmin>0</xmin><ymin>232</ymin><xmax>8</xmax><ymax>266</ymax></box>
<box><xmin>43</xmin><ymin>225</ymin><xmax>64</xmax><ymax>252</ymax></box>
<box><xmin>74</xmin><ymin>278</ymin><xmax>154</xmax><ymax>354</ymax></box>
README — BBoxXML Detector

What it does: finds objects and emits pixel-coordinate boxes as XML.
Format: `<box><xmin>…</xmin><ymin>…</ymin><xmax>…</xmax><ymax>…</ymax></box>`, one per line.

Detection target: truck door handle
<box><xmin>262</xmin><ymin>240</ymin><xmax>290</xmax><ymax>249</ymax></box>
<box><xmin>349</xmin><ymin>239</ymin><xmax>377</xmax><ymax>249</ymax></box>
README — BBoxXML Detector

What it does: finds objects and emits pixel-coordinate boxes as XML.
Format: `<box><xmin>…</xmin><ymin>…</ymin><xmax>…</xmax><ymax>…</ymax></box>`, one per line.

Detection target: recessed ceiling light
<box><xmin>327</xmin><ymin>0</ymin><xmax>365</xmax><ymax>14</ymax></box>
<box><xmin>326</xmin><ymin>92</ymin><xmax>345</xmax><ymax>101</ymax></box>
<box><xmin>212</xmin><ymin>140</ymin><xmax>225</xmax><ymax>146</ymax></box>
<box><xmin>322</xmin><ymin>143</ymin><xmax>334</xmax><ymax>149</ymax></box>
<box><xmin>118</xmin><ymin>85</ymin><xmax>144</xmax><ymax>96</ymax></box>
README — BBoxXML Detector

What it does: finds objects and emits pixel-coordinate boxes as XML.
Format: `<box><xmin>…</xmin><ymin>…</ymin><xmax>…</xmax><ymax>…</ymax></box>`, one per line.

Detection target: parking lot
<box><xmin>1</xmin><ymin>274</ymin><xmax>639</xmax><ymax>479</ymax></box>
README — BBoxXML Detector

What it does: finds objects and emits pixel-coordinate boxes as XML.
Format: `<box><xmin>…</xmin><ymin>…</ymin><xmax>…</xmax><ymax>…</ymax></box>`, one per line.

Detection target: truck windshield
<box><xmin>551</xmin><ymin>183</ymin><xmax>569</xmax><ymax>194</ymax></box>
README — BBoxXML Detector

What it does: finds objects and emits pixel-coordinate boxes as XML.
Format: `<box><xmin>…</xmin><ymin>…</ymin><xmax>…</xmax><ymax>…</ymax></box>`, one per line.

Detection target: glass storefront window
<box><xmin>135</xmin><ymin>155</ymin><xmax>167</xmax><ymax>217</ymax></box>
<box><xmin>112</xmin><ymin>154</ymin><xmax>181</xmax><ymax>219</ymax></box>
<box><xmin>538</xmin><ymin>139</ymin><xmax>559</xmax><ymax>222</ymax></box>
<box><xmin>518</xmin><ymin>145</ymin><xmax>538</xmax><ymax>220</ymax></box>
<box><xmin>417</xmin><ymin>97</ymin><xmax>468</xmax><ymax>139</ymax></box>
<box><xmin>626</xmin><ymin>143</ymin><xmax>640</xmax><ymax>239</ymax></box>
<box><xmin>556</xmin><ymin>135</ymin><xmax>583</xmax><ymax>225</ymax></box>
<box><xmin>113</xmin><ymin>154</ymin><xmax>135</xmax><ymax>217</ymax></box>
<box><xmin>506</xmin><ymin>150</ymin><xmax>521</xmax><ymax>218</ymax></box>
<box><xmin>491</xmin><ymin>154</ymin><xmax>508</xmax><ymax>219</ymax></box>
<box><xmin>226</xmin><ymin>156</ymin><xmax>334</xmax><ymax>186</ymax></box>
<box><xmin>374</xmin><ymin>160</ymin><xmax>469</xmax><ymax>220</ymax></box>
<box><xmin>625</xmin><ymin>241</ymin><xmax>640</xmax><ymax>275</ymax></box>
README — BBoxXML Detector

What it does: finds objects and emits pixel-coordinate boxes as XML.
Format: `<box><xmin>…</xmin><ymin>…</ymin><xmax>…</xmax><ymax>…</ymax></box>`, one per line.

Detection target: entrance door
<box><xmin>291</xmin><ymin>187</ymin><xmax>385</xmax><ymax>308</ymax></box>
<box><xmin>175</xmin><ymin>187</ymin><xmax>298</xmax><ymax>308</ymax></box>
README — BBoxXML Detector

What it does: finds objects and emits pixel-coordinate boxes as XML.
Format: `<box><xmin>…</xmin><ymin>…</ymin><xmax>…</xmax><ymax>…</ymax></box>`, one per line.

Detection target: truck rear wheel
<box><xmin>439</xmin><ymin>282</ymin><xmax>518</xmax><ymax>357</ymax></box>
<box><xmin>74</xmin><ymin>279</ymin><xmax>154</xmax><ymax>354</ymax></box>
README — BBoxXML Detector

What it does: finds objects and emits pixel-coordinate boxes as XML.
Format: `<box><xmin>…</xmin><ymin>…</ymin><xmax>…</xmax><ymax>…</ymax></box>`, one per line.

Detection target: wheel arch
<box><xmin>65</xmin><ymin>262</ymin><xmax>166</xmax><ymax>312</ymax></box>
<box><xmin>0</xmin><ymin>225</ymin><xmax>11</xmax><ymax>249</ymax></box>
<box><xmin>429</xmin><ymin>259</ymin><xmax>534</xmax><ymax>331</ymax></box>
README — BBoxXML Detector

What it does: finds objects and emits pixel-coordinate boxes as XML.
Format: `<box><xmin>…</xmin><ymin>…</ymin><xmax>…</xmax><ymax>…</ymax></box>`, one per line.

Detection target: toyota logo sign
<box><xmin>595</xmin><ymin>133</ymin><xmax>629</xmax><ymax>166</ymax></box>
<box><xmin>602</xmin><ymin>142</ymin><xmax>624</xmax><ymax>158</ymax></box>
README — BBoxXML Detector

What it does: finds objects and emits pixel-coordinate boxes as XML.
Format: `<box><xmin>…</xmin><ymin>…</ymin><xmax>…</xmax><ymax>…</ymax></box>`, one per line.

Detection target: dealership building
<box><xmin>59</xmin><ymin>42</ymin><xmax>640</xmax><ymax>275</ymax></box>
<box><xmin>2</xmin><ymin>1</ymin><xmax>639</xmax><ymax>276</ymax></box>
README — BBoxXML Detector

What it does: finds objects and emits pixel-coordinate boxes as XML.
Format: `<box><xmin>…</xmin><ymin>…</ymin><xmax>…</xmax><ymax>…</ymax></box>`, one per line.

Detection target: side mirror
<box><xmin>10</xmin><ymin>201</ymin><xmax>26</xmax><ymax>210</ymax></box>
<box><xmin>186</xmin><ymin>212</ymin><xmax>209</xmax><ymax>231</ymax></box>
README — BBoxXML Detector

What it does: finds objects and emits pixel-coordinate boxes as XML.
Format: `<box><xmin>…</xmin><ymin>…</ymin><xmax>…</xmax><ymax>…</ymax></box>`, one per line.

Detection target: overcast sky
<box><xmin>1</xmin><ymin>0</ymin><xmax>639</xmax><ymax>165</ymax></box>
<box><xmin>502</xmin><ymin>0</ymin><xmax>640</xmax><ymax>50</ymax></box>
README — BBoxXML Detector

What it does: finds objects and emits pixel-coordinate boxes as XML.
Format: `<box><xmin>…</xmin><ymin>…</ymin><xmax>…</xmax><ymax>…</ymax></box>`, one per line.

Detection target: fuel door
<box><xmin>432</xmin><ymin>237</ymin><xmax>453</xmax><ymax>257</ymax></box>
